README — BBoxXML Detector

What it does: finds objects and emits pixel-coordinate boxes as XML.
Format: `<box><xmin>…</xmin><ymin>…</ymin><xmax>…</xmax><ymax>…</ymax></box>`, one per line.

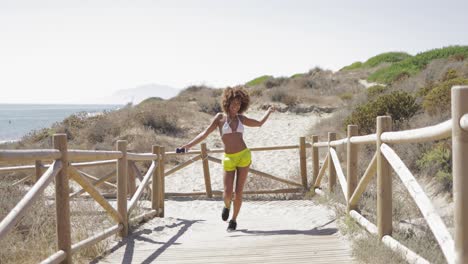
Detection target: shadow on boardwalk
<box><xmin>91</xmin><ymin>218</ymin><xmax>204</xmax><ymax>264</ymax></box>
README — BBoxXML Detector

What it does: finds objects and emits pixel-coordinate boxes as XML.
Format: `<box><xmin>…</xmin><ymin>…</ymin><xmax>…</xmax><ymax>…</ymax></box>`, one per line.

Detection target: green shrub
<box><xmin>340</xmin><ymin>61</ymin><xmax>363</xmax><ymax>71</ymax></box>
<box><xmin>422</xmin><ymin>77</ymin><xmax>468</xmax><ymax>115</ymax></box>
<box><xmin>246</xmin><ymin>75</ymin><xmax>272</xmax><ymax>86</ymax></box>
<box><xmin>366</xmin><ymin>85</ymin><xmax>386</xmax><ymax>97</ymax></box>
<box><xmin>344</xmin><ymin>91</ymin><xmax>420</xmax><ymax>134</ymax></box>
<box><xmin>341</xmin><ymin>52</ymin><xmax>410</xmax><ymax>71</ymax></box>
<box><xmin>417</xmin><ymin>143</ymin><xmax>452</xmax><ymax>192</ymax></box>
<box><xmin>369</xmin><ymin>46</ymin><xmax>468</xmax><ymax>84</ymax></box>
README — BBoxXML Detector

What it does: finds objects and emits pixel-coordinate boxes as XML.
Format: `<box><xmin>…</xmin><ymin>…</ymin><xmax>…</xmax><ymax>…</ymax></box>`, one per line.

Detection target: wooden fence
<box><xmin>0</xmin><ymin>134</ymin><xmax>310</xmax><ymax>263</ymax></box>
<box><xmin>312</xmin><ymin>85</ymin><xmax>468</xmax><ymax>264</ymax></box>
<box><xmin>1</xmin><ymin>85</ymin><xmax>467</xmax><ymax>263</ymax></box>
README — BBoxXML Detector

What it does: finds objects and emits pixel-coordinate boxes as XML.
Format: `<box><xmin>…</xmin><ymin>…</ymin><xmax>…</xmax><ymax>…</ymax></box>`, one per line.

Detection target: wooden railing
<box><xmin>0</xmin><ymin>135</ymin><xmax>311</xmax><ymax>263</ymax></box>
<box><xmin>2</xmin><ymin>85</ymin><xmax>466</xmax><ymax>263</ymax></box>
<box><xmin>312</xmin><ymin>85</ymin><xmax>468</xmax><ymax>264</ymax></box>
<box><xmin>0</xmin><ymin>137</ymin><xmax>162</xmax><ymax>264</ymax></box>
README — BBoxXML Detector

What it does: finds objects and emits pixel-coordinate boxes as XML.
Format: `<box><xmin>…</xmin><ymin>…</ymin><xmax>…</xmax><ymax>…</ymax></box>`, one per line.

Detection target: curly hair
<box><xmin>221</xmin><ymin>85</ymin><xmax>250</xmax><ymax>114</ymax></box>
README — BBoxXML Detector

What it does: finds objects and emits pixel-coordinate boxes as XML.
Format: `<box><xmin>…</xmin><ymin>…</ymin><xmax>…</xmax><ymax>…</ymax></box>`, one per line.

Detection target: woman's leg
<box><xmin>223</xmin><ymin>170</ymin><xmax>235</xmax><ymax>209</ymax></box>
<box><xmin>231</xmin><ymin>166</ymin><xmax>249</xmax><ymax>221</ymax></box>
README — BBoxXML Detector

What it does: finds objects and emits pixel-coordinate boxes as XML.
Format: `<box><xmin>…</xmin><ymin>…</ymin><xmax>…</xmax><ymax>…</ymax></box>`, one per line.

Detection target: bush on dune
<box><xmin>344</xmin><ymin>91</ymin><xmax>420</xmax><ymax>134</ymax></box>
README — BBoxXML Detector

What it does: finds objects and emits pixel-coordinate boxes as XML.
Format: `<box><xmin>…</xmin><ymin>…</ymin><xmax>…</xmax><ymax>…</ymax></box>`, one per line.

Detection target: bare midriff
<box><xmin>221</xmin><ymin>133</ymin><xmax>247</xmax><ymax>154</ymax></box>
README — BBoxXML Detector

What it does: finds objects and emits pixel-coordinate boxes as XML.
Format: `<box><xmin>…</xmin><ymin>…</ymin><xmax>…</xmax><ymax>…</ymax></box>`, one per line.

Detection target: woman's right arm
<box><xmin>180</xmin><ymin>113</ymin><xmax>222</xmax><ymax>150</ymax></box>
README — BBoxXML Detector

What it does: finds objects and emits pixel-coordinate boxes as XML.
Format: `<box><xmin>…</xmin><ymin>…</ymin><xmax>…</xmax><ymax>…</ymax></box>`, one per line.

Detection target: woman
<box><xmin>179</xmin><ymin>86</ymin><xmax>275</xmax><ymax>231</ymax></box>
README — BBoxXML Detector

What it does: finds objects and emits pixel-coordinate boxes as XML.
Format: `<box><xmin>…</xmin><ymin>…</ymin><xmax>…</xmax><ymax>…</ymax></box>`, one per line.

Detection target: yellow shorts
<box><xmin>222</xmin><ymin>148</ymin><xmax>251</xmax><ymax>171</ymax></box>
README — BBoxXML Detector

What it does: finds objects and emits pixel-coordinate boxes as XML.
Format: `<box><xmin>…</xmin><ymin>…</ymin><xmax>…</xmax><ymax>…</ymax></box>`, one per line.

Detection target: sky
<box><xmin>1</xmin><ymin>0</ymin><xmax>467</xmax><ymax>104</ymax></box>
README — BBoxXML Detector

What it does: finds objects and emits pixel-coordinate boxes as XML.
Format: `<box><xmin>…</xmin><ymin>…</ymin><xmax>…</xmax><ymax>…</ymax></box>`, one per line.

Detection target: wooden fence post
<box><xmin>127</xmin><ymin>161</ymin><xmax>136</xmax><ymax>197</ymax></box>
<box><xmin>117</xmin><ymin>140</ymin><xmax>128</xmax><ymax>237</ymax></box>
<box><xmin>159</xmin><ymin>147</ymin><xmax>166</xmax><ymax>217</ymax></box>
<box><xmin>452</xmin><ymin>85</ymin><xmax>468</xmax><ymax>263</ymax></box>
<box><xmin>311</xmin><ymin>135</ymin><xmax>319</xmax><ymax>187</ymax></box>
<box><xmin>377</xmin><ymin>116</ymin><xmax>392</xmax><ymax>238</ymax></box>
<box><xmin>201</xmin><ymin>143</ymin><xmax>213</xmax><ymax>198</ymax></box>
<box><xmin>299</xmin><ymin>137</ymin><xmax>307</xmax><ymax>188</ymax></box>
<box><xmin>34</xmin><ymin>160</ymin><xmax>43</xmax><ymax>182</ymax></box>
<box><xmin>347</xmin><ymin>125</ymin><xmax>359</xmax><ymax>212</ymax></box>
<box><xmin>328</xmin><ymin>132</ymin><xmax>336</xmax><ymax>192</ymax></box>
<box><xmin>152</xmin><ymin>146</ymin><xmax>160</xmax><ymax>214</ymax></box>
<box><xmin>53</xmin><ymin>134</ymin><xmax>71</xmax><ymax>264</ymax></box>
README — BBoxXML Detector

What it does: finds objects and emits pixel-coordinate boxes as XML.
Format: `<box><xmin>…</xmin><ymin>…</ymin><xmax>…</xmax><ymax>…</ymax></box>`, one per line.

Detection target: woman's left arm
<box><xmin>241</xmin><ymin>107</ymin><xmax>275</xmax><ymax>127</ymax></box>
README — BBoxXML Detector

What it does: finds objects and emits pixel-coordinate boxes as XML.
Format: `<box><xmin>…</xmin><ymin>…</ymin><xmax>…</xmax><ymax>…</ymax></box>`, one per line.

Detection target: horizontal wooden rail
<box><xmin>330</xmin><ymin>138</ymin><xmax>347</xmax><ymax>147</ymax></box>
<box><xmin>0</xmin><ymin>164</ymin><xmax>36</xmax><ymax>173</ymax></box>
<box><xmin>127</xmin><ymin>152</ymin><xmax>158</xmax><ymax>161</ymax></box>
<box><xmin>166</xmin><ymin>188</ymin><xmax>303</xmax><ymax>197</ymax></box>
<box><xmin>206</xmin><ymin>156</ymin><xmax>303</xmax><ymax>188</ymax></box>
<box><xmin>165</xmin><ymin>150</ymin><xmax>202</xmax><ymax>157</ymax></box>
<box><xmin>0</xmin><ymin>149</ymin><xmax>61</xmax><ymax>162</ymax></box>
<box><xmin>0</xmin><ymin>160</ymin><xmax>62</xmax><ymax>240</ymax></box>
<box><xmin>381</xmin><ymin>143</ymin><xmax>455</xmax><ymax>263</ymax></box>
<box><xmin>129</xmin><ymin>209</ymin><xmax>158</xmax><ymax>224</ymax></box>
<box><xmin>349</xmin><ymin>134</ymin><xmax>377</xmax><ymax>144</ymax></box>
<box><xmin>39</xmin><ymin>250</ymin><xmax>67</xmax><ymax>264</ymax></box>
<box><xmin>71</xmin><ymin>159</ymin><xmax>116</xmax><ymax>168</ymax></box>
<box><xmin>71</xmin><ymin>224</ymin><xmax>123</xmax><ymax>254</ymax></box>
<box><xmin>313</xmin><ymin>142</ymin><xmax>329</xmax><ymax>148</ymax></box>
<box><xmin>329</xmin><ymin>148</ymin><xmax>348</xmax><ymax>200</ymax></box>
<box><xmin>381</xmin><ymin>119</ymin><xmax>451</xmax><ymax>144</ymax></box>
<box><xmin>461</xmin><ymin>113</ymin><xmax>468</xmax><ymax>131</ymax></box>
<box><xmin>128</xmin><ymin>161</ymin><xmax>157</xmax><ymax>213</ymax></box>
<box><xmin>68</xmin><ymin>150</ymin><xmax>122</xmax><ymax>161</ymax></box>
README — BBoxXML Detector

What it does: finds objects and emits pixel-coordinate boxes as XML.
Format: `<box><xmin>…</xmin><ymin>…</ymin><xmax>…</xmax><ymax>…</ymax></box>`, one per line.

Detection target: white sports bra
<box><xmin>221</xmin><ymin>115</ymin><xmax>244</xmax><ymax>136</ymax></box>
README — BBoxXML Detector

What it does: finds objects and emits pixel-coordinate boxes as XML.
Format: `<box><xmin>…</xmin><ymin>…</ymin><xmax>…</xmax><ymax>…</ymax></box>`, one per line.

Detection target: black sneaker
<box><xmin>222</xmin><ymin>207</ymin><xmax>230</xmax><ymax>221</ymax></box>
<box><xmin>227</xmin><ymin>220</ymin><xmax>237</xmax><ymax>231</ymax></box>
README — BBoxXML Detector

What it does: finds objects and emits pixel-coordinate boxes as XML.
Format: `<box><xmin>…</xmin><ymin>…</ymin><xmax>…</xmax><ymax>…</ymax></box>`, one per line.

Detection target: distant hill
<box><xmin>100</xmin><ymin>84</ymin><xmax>180</xmax><ymax>104</ymax></box>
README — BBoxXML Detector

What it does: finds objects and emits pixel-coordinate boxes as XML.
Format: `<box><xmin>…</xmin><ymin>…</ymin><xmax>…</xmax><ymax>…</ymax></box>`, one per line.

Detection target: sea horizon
<box><xmin>0</xmin><ymin>103</ymin><xmax>122</xmax><ymax>143</ymax></box>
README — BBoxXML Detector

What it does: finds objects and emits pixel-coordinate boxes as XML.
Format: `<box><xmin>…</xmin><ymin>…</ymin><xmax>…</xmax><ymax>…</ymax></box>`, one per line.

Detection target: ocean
<box><xmin>0</xmin><ymin>104</ymin><xmax>121</xmax><ymax>143</ymax></box>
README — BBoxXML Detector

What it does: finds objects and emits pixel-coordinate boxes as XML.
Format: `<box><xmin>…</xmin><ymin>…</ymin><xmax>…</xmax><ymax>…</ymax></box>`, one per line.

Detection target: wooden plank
<box><xmin>201</xmin><ymin>143</ymin><xmax>213</xmax><ymax>197</ymax></box>
<box><xmin>313</xmin><ymin>153</ymin><xmax>329</xmax><ymax>188</ymax></box>
<box><xmin>39</xmin><ymin>250</ymin><xmax>67</xmax><ymax>264</ymax></box>
<box><xmin>69</xmin><ymin>166</ymin><xmax>123</xmax><ymax>224</ymax></box>
<box><xmin>70</xmin><ymin>169</ymin><xmax>116</xmax><ymax>199</ymax></box>
<box><xmin>127</xmin><ymin>152</ymin><xmax>158</xmax><ymax>161</ymax></box>
<box><xmin>71</xmin><ymin>224</ymin><xmax>123</xmax><ymax>254</ymax></box>
<box><xmin>0</xmin><ymin>149</ymin><xmax>61</xmax><ymax>162</ymax></box>
<box><xmin>0</xmin><ymin>160</ymin><xmax>62</xmax><ymax>240</ymax></box>
<box><xmin>68</xmin><ymin>150</ymin><xmax>122</xmax><ymax>161</ymax></box>
<box><xmin>164</xmin><ymin>155</ymin><xmax>202</xmax><ymax>177</ymax></box>
<box><xmin>381</xmin><ymin>143</ymin><xmax>455</xmax><ymax>263</ymax></box>
<box><xmin>77</xmin><ymin>169</ymin><xmax>117</xmax><ymax>188</ymax></box>
<box><xmin>381</xmin><ymin>119</ymin><xmax>451</xmax><ymax>144</ymax></box>
<box><xmin>329</xmin><ymin>148</ymin><xmax>347</xmax><ymax>200</ymax></box>
<box><xmin>348</xmin><ymin>153</ymin><xmax>377</xmax><ymax>208</ymax></box>
<box><xmin>128</xmin><ymin>161</ymin><xmax>156</xmax><ymax>213</ymax></box>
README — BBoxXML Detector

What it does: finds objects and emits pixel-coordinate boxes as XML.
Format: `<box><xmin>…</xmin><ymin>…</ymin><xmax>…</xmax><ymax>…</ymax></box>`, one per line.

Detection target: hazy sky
<box><xmin>1</xmin><ymin>0</ymin><xmax>467</xmax><ymax>104</ymax></box>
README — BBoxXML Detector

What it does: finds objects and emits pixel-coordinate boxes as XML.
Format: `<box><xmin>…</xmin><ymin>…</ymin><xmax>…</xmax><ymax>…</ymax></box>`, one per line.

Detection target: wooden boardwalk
<box><xmin>95</xmin><ymin>199</ymin><xmax>356</xmax><ymax>264</ymax></box>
